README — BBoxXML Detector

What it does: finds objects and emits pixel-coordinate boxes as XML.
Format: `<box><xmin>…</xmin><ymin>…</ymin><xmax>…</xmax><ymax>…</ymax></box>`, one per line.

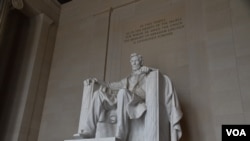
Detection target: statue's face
<box><xmin>130</xmin><ymin>56</ymin><xmax>141</xmax><ymax>71</ymax></box>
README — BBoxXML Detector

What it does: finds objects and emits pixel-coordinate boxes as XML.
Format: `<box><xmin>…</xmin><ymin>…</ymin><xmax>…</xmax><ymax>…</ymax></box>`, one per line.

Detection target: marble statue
<box><xmin>72</xmin><ymin>53</ymin><xmax>183</xmax><ymax>141</ymax></box>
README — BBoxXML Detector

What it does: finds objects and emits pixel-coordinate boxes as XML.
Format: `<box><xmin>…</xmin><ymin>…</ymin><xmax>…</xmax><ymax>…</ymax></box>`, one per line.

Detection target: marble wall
<box><xmin>38</xmin><ymin>0</ymin><xmax>250</xmax><ymax>141</ymax></box>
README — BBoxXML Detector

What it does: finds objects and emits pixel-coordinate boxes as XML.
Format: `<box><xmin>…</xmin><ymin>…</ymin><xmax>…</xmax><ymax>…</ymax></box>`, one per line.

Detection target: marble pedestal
<box><xmin>65</xmin><ymin>137</ymin><xmax>120</xmax><ymax>141</ymax></box>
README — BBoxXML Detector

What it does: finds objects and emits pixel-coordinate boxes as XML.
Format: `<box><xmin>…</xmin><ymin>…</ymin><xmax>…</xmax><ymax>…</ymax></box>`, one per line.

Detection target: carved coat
<box><xmin>101</xmin><ymin>72</ymin><xmax>147</xmax><ymax>119</ymax></box>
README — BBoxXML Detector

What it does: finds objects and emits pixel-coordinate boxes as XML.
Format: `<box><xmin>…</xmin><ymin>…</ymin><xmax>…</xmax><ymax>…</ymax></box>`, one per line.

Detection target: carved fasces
<box><xmin>144</xmin><ymin>70</ymin><xmax>159</xmax><ymax>141</ymax></box>
<box><xmin>76</xmin><ymin>79</ymin><xmax>96</xmax><ymax>136</ymax></box>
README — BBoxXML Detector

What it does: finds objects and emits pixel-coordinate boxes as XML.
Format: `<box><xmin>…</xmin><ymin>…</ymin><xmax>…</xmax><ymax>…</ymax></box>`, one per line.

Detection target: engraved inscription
<box><xmin>124</xmin><ymin>17</ymin><xmax>184</xmax><ymax>44</ymax></box>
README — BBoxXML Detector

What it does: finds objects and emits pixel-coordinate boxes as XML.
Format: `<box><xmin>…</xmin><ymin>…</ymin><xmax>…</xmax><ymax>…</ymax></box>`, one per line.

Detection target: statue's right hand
<box><xmin>84</xmin><ymin>79</ymin><xmax>91</xmax><ymax>85</ymax></box>
<box><xmin>84</xmin><ymin>78</ymin><xmax>97</xmax><ymax>85</ymax></box>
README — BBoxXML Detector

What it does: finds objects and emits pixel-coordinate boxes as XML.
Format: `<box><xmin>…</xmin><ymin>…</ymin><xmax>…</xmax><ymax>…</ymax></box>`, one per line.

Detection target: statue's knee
<box><xmin>93</xmin><ymin>91</ymin><xmax>99</xmax><ymax>97</ymax></box>
<box><xmin>118</xmin><ymin>88</ymin><xmax>128</xmax><ymax>94</ymax></box>
<box><xmin>92</xmin><ymin>90</ymin><xmax>103</xmax><ymax>101</ymax></box>
<box><xmin>117</xmin><ymin>89</ymin><xmax>130</xmax><ymax>100</ymax></box>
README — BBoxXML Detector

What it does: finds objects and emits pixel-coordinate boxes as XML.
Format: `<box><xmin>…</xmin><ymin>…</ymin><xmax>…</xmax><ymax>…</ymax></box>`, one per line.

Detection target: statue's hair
<box><xmin>130</xmin><ymin>53</ymin><xmax>143</xmax><ymax>65</ymax></box>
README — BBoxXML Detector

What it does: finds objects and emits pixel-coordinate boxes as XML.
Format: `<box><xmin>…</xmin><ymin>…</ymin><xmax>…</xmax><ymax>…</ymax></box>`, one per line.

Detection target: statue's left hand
<box><xmin>140</xmin><ymin>66</ymin><xmax>151</xmax><ymax>74</ymax></box>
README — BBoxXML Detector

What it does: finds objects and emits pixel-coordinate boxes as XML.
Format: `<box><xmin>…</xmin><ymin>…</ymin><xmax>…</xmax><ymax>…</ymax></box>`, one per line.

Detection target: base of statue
<box><xmin>64</xmin><ymin>137</ymin><xmax>121</xmax><ymax>141</ymax></box>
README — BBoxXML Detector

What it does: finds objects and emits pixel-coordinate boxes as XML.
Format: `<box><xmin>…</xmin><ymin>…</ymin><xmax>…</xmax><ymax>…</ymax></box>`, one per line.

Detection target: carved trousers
<box><xmin>83</xmin><ymin>89</ymin><xmax>131</xmax><ymax>141</ymax></box>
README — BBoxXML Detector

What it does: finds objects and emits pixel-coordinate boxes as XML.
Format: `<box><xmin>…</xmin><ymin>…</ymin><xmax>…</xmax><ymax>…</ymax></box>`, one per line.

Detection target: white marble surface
<box><xmin>75</xmin><ymin>54</ymin><xmax>182</xmax><ymax>141</ymax></box>
<box><xmin>65</xmin><ymin>137</ymin><xmax>117</xmax><ymax>141</ymax></box>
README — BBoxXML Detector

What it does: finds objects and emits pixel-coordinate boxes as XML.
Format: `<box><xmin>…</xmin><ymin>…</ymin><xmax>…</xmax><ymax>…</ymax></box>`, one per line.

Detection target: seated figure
<box><xmin>74</xmin><ymin>53</ymin><xmax>183</xmax><ymax>141</ymax></box>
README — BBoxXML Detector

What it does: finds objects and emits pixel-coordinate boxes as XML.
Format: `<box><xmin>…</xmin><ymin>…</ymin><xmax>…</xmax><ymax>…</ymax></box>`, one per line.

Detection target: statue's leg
<box><xmin>82</xmin><ymin>91</ymin><xmax>104</xmax><ymax>138</ymax></box>
<box><xmin>115</xmin><ymin>89</ymin><xmax>131</xmax><ymax>141</ymax></box>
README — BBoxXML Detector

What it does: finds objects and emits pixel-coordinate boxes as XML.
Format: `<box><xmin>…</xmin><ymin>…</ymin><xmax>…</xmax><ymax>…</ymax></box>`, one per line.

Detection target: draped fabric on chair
<box><xmin>144</xmin><ymin>70</ymin><xmax>182</xmax><ymax>141</ymax></box>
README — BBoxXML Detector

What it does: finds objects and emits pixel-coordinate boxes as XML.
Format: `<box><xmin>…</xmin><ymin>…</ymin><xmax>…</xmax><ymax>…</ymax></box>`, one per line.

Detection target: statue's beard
<box><xmin>132</xmin><ymin>65</ymin><xmax>141</xmax><ymax>71</ymax></box>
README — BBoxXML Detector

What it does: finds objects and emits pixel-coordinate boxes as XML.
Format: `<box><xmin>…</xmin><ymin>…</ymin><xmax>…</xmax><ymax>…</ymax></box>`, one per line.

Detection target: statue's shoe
<box><xmin>79</xmin><ymin>131</ymin><xmax>93</xmax><ymax>138</ymax></box>
<box><xmin>115</xmin><ymin>136</ymin><xmax>123</xmax><ymax>141</ymax></box>
<box><xmin>73</xmin><ymin>132</ymin><xmax>92</xmax><ymax>139</ymax></box>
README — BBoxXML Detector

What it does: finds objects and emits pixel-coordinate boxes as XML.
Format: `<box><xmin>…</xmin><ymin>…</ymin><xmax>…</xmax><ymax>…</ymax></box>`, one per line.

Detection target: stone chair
<box><xmin>71</xmin><ymin>70</ymin><xmax>182</xmax><ymax>141</ymax></box>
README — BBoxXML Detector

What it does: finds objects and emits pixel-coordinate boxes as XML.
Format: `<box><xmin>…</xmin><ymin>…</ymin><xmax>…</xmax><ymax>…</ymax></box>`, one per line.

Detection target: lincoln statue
<box><xmin>73</xmin><ymin>53</ymin><xmax>183</xmax><ymax>141</ymax></box>
<box><xmin>81</xmin><ymin>53</ymin><xmax>151</xmax><ymax>141</ymax></box>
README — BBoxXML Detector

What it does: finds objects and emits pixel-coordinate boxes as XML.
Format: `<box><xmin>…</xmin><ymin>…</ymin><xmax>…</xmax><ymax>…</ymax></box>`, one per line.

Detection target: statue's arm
<box><xmin>140</xmin><ymin>66</ymin><xmax>157</xmax><ymax>74</ymax></box>
<box><xmin>84</xmin><ymin>78</ymin><xmax>124</xmax><ymax>91</ymax></box>
<box><xmin>108</xmin><ymin>80</ymin><xmax>124</xmax><ymax>90</ymax></box>
<box><xmin>84</xmin><ymin>78</ymin><xmax>108</xmax><ymax>87</ymax></box>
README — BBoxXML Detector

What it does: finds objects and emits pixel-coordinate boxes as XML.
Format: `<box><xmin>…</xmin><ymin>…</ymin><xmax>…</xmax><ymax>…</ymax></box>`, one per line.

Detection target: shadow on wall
<box><xmin>179</xmin><ymin>96</ymin><xmax>201</xmax><ymax>141</ymax></box>
<box><xmin>179</xmin><ymin>107</ymin><xmax>196</xmax><ymax>141</ymax></box>
<box><xmin>179</xmin><ymin>97</ymin><xmax>191</xmax><ymax>141</ymax></box>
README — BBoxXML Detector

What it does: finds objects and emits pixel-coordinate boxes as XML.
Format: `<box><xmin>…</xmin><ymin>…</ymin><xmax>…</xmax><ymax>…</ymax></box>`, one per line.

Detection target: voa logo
<box><xmin>226</xmin><ymin>129</ymin><xmax>246</xmax><ymax>136</ymax></box>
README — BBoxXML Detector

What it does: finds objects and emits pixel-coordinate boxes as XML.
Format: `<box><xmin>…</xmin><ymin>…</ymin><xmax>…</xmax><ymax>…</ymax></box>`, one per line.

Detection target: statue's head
<box><xmin>130</xmin><ymin>53</ymin><xmax>143</xmax><ymax>71</ymax></box>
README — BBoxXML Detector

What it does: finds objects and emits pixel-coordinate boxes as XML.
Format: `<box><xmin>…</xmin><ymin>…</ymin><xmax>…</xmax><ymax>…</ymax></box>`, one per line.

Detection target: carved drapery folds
<box><xmin>11</xmin><ymin>0</ymin><xmax>23</xmax><ymax>9</ymax></box>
